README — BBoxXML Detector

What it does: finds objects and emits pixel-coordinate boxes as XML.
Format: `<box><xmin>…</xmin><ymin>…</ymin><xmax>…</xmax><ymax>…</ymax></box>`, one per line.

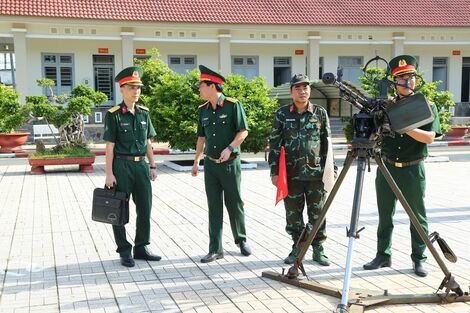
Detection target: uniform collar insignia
<box><xmin>122</xmin><ymin>105</ymin><xmax>127</xmax><ymax>113</ymax></box>
<box><xmin>289</xmin><ymin>105</ymin><xmax>294</xmax><ymax>112</ymax></box>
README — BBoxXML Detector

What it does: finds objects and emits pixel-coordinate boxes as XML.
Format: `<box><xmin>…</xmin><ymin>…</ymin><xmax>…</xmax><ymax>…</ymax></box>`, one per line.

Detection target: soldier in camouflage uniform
<box><xmin>268</xmin><ymin>74</ymin><xmax>333</xmax><ymax>266</ymax></box>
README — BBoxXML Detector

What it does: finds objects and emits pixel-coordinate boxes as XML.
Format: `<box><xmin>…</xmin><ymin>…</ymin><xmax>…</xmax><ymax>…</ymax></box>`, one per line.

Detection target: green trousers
<box><xmin>204</xmin><ymin>157</ymin><xmax>246</xmax><ymax>254</ymax></box>
<box><xmin>375</xmin><ymin>162</ymin><xmax>428</xmax><ymax>262</ymax></box>
<box><xmin>284</xmin><ymin>179</ymin><xmax>327</xmax><ymax>246</ymax></box>
<box><xmin>112</xmin><ymin>158</ymin><xmax>152</xmax><ymax>257</ymax></box>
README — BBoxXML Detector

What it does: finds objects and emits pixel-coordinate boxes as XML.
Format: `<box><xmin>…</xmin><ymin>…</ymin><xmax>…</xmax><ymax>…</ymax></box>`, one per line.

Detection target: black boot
<box><xmin>363</xmin><ymin>256</ymin><xmax>391</xmax><ymax>270</ymax></box>
<box><xmin>239</xmin><ymin>241</ymin><xmax>252</xmax><ymax>256</ymax></box>
<box><xmin>120</xmin><ymin>256</ymin><xmax>135</xmax><ymax>267</ymax></box>
<box><xmin>134</xmin><ymin>248</ymin><xmax>162</xmax><ymax>261</ymax></box>
<box><xmin>200</xmin><ymin>252</ymin><xmax>224</xmax><ymax>263</ymax></box>
<box><xmin>413</xmin><ymin>261</ymin><xmax>428</xmax><ymax>277</ymax></box>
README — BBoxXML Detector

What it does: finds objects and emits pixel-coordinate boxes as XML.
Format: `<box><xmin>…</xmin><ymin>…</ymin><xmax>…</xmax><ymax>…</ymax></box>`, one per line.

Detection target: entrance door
<box><xmin>461</xmin><ymin>57</ymin><xmax>470</xmax><ymax>102</ymax></box>
<box><xmin>93</xmin><ymin>55</ymin><xmax>114</xmax><ymax>104</ymax></box>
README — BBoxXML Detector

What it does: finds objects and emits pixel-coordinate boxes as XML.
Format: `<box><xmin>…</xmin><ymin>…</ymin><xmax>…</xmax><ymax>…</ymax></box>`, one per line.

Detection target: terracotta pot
<box><xmin>444</xmin><ymin>127</ymin><xmax>469</xmax><ymax>140</ymax></box>
<box><xmin>28</xmin><ymin>155</ymin><xmax>96</xmax><ymax>174</ymax></box>
<box><xmin>0</xmin><ymin>132</ymin><xmax>30</xmax><ymax>153</ymax></box>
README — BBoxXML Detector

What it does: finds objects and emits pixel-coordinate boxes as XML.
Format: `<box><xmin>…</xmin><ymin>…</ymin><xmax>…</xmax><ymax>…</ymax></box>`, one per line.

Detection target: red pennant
<box><xmin>275</xmin><ymin>146</ymin><xmax>288</xmax><ymax>205</ymax></box>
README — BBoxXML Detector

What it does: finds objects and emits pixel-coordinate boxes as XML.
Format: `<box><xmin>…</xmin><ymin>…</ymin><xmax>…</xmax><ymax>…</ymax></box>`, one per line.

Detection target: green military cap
<box><xmin>115</xmin><ymin>66</ymin><xmax>144</xmax><ymax>87</ymax></box>
<box><xmin>389</xmin><ymin>55</ymin><xmax>418</xmax><ymax>76</ymax></box>
<box><xmin>199</xmin><ymin>65</ymin><xmax>225</xmax><ymax>84</ymax></box>
<box><xmin>290</xmin><ymin>73</ymin><xmax>310</xmax><ymax>87</ymax></box>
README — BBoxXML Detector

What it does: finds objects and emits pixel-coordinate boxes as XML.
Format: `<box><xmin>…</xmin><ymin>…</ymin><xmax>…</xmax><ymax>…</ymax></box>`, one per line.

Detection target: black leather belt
<box><xmin>205</xmin><ymin>154</ymin><xmax>238</xmax><ymax>164</ymax></box>
<box><xmin>382</xmin><ymin>156</ymin><xmax>424</xmax><ymax>168</ymax></box>
<box><xmin>115</xmin><ymin>154</ymin><xmax>146</xmax><ymax>161</ymax></box>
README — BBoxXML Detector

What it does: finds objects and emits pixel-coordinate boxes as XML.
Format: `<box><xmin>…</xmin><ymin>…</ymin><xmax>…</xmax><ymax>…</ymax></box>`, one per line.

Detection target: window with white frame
<box><xmin>82</xmin><ymin>115</ymin><xmax>89</xmax><ymax>124</ymax></box>
<box><xmin>231</xmin><ymin>56</ymin><xmax>259</xmax><ymax>81</ymax></box>
<box><xmin>168</xmin><ymin>55</ymin><xmax>197</xmax><ymax>74</ymax></box>
<box><xmin>338</xmin><ymin>56</ymin><xmax>363</xmax><ymax>86</ymax></box>
<box><xmin>94</xmin><ymin>112</ymin><xmax>103</xmax><ymax>123</ymax></box>
<box><xmin>273</xmin><ymin>57</ymin><xmax>291</xmax><ymax>87</ymax></box>
<box><xmin>42</xmin><ymin>53</ymin><xmax>74</xmax><ymax>96</ymax></box>
<box><xmin>433</xmin><ymin>57</ymin><xmax>448</xmax><ymax>91</ymax></box>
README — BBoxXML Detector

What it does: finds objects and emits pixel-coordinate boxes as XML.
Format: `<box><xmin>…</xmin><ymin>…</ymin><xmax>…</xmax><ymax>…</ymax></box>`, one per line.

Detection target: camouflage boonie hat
<box><xmin>290</xmin><ymin>74</ymin><xmax>310</xmax><ymax>87</ymax></box>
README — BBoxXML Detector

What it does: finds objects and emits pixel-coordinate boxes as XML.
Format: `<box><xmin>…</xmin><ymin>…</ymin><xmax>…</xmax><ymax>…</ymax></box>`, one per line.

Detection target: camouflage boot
<box><xmin>284</xmin><ymin>246</ymin><xmax>300</xmax><ymax>265</ymax></box>
<box><xmin>312</xmin><ymin>245</ymin><xmax>330</xmax><ymax>266</ymax></box>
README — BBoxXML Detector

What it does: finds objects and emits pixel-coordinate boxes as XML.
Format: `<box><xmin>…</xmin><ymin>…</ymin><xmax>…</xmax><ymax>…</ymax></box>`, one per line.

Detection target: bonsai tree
<box><xmin>139</xmin><ymin>51</ymin><xmax>278</xmax><ymax>153</ymax></box>
<box><xmin>0</xmin><ymin>84</ymin><xmax>31</xmax><ymax>133</ymax></box>
<box><xmin>28</xmin><ymin>82</ymin><xmax>107</xmax><ymax>154</ymax></box>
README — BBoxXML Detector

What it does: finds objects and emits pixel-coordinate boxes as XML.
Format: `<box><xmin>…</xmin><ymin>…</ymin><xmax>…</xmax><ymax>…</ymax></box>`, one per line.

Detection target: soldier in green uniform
<box><xmin>363</xmin><ymin>55</ymin><xmax>442</xmax><ymax>277</ymax></box>
<box><xmin>268</xmin><ymin>74</ymin><xmax>333</xmax><ymax>266</ymax></box>
<box><xmin>191</xmin><ymin>65</ymin><xmax>252</xmax><ymax>263</ymax></box>
<box><xmin>103</xmin><ymin>66</ymin><xmax>161</xmax><ymax>267</ymax></box>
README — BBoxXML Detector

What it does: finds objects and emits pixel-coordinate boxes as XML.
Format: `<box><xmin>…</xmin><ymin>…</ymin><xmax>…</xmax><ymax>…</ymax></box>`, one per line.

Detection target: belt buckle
<box><xmin>134</xmin><ymin>156</ymin><xmax>140</xmax><ymax>162</ymax></box>
<box><xmin>395</xmin><ymin>162</ymin><xmax>403</xmax><ymax>168</ymax></box>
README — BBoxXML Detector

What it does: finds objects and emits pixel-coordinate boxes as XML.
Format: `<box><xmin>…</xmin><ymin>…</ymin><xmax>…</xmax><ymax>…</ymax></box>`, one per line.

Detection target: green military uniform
<box><xmin>374</xmin><ymin>55</ymin><xmax>442</xmax><ymax>264</ymax></box>
<box><xmin>268</xmin><ymin>101</ymin><xmax>331</xmax><ymax>247</ymax></box>
<box><xmin>103</xmin><ymin>66</ymin><xmax>157</xmax><ymax>258</ymax></box>
<box><xmin>376</xmin><ymin>103</ymin><xmax>441</xmax><ymax>262</ymax></box>
<box><xmin>197</xmin><ymin>93</ymin><xmax>250</xmax><ymax>254</ymax></box>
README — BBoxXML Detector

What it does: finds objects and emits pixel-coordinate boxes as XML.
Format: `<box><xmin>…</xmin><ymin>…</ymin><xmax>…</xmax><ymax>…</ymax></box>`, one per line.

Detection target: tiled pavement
<box><xmin>1</xmin><ymin>155</ymin><xmax>470</xmax><ymax>313</ymax></box>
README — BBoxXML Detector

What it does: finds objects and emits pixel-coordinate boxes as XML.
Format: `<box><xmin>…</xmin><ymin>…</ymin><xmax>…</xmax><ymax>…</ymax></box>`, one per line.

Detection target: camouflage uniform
<box><xmin>268</xmin><ymin>102</ymin><xmax>331</xmax><ymax>246</ymax></box>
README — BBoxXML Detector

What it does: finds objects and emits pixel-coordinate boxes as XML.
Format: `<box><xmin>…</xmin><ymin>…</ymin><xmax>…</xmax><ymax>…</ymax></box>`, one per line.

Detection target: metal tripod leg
<box><xmin>374</xmin><ymin>152</ymin><xmax>463</xmax><ymax>296</ymax></box>
<box><xmin>290</xmin><ymin>150</ymin><xmax>357</xmax><ymax>276</ymax></box>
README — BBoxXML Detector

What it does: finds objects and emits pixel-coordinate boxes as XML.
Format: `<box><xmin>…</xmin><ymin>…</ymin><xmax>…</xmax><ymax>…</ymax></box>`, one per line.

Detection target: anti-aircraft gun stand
<box><xmin>262</xmin><ymin>56</ymin><xmax>470</xmax><ymax>312</ymax></box>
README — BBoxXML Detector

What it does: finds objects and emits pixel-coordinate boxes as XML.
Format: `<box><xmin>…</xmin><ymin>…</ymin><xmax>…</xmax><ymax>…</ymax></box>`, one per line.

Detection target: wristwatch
<box><xmin>150</xmin><ymin>165</ymin><xmax>156</xmax><ymax>169</ymax></box>
<box><xmin>227</xmin><ymin>145</ymin><xmax>234</xmax><ymax>152</ymax></box>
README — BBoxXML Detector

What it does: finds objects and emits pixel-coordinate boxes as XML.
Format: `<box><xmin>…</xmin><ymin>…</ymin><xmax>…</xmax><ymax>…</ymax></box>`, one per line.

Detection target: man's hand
<box><xmin>105</xmin><ymin>174</ymin><xmax>117</xmax><ymax>188</ymax></box>
<box><xmin>271</xmin><ymin>175</ymin><xmax>279</xmax><ymax>187</ymax></box>
<box><xmin>219</xmin><ymin>147</ymin><xmax>232</xmax><ymax>163</ymax></box>
<box><xmin>191</xmin><ymin>161</ymin><xmax>199</xmax><ymax>177</ymax></box>
<box><xmin>150</xmin><ymin>168</ymin><xmax>157</xmax><ymax>181</ymax></box>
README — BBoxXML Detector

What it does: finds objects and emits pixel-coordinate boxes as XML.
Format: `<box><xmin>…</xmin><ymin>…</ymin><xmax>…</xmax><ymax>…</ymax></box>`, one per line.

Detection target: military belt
<box><xmin>205</xmin><ymin>154</ymin><xmax>238</xmax><ymax>164</ymax></box>
<box><xmin>115</xmin><ymin>154</ymin><xmax>146</xmax><ymax>162</ymax></box>
<box><xmin>382</xmin><ymin>156</ymin><xmax>424</xmax><ymax>168</ymax></box>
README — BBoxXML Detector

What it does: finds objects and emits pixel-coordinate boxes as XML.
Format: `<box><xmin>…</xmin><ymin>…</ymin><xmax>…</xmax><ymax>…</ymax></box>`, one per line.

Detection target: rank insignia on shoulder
<box><xmin>198</xmin><ymin>101</ymin><xmax>209</xmax><ymax>109</ymax></box>
<box><xmin>225</xmin><ymin>97</ymin><xmax>237</xmax><ymax>103</ymax></box>
<box><xmin>136</xmin><ymin>104</ymin><xmax>149</xmax><ymax>111</ymax></box>
<box><xmin>108</xmin><ymin>105</ymin><xmax>121</xmax><ymax>113</ymax></box>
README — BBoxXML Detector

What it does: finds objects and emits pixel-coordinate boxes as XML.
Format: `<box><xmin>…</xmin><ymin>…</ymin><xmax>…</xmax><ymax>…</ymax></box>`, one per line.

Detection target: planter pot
<box><xmin>443</xmin><ymin>127</ymin><xmax>469</xmax><ymax>141</ymax></box>
<box><xmin>28</xmin><ymin>155</ymin><xmax>96</xmax><ymax>174</ymax></box>
<box><xmin>0</xmin><ymin>132</ymin><xmax>30</xmax><ymax>153</ymax></box>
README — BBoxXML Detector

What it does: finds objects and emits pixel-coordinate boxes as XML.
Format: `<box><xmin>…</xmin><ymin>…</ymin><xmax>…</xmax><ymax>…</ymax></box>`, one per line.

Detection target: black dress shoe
<box><xmin>120</xmin><ymin>256</ymin><xmax>135</xmax><ymax>267</ymax></box>
<box><xmin>413</xmin><ymin>261</ymin><xmax>428</xmax><ymax>277</ymax></box>
<box><xmin>200</xmin><ymin>252</ymin><xmax>224</xmax><ymax>263</ymax></box>
<box><xmin>363</xmin><ymin>256</ymin><xmax>391</xmax><ymax>270</ymax></box>
<box><xmin>134</xmin><ymin>249</ymin><xmax>162</xmax><ymax>261</ymax></box>
<box><xmin>239</xmin><ymin>241</ymin><xmax>252</xmax><ymax>256</ymax></box>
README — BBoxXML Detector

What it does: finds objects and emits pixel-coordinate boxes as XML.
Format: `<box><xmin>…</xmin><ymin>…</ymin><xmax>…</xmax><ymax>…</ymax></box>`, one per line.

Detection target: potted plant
<box><xmin>27</xmin><ymin>82</ymin><xmax>107</xmax><ymax>174</ymax></box>
<box><xmin>0</xmin><ymin>84</ymin><xmax>31</xmax><ymax>153</ymax></box>
<box><xmin>443</xmin><ymin>124</ymin><xmax>469</xmax><ymax>140</ymax></box>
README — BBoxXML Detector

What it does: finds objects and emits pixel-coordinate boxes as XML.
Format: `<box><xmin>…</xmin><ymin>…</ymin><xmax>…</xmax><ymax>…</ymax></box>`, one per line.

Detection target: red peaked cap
<box><xmin>199</xmin><ymin>65</ymin><xmax>225</xmax><ymax>84</ymax></box>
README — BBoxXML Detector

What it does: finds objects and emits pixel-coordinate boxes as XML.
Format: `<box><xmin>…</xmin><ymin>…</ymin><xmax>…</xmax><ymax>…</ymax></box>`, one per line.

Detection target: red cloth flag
<box><xmin>276</xmin><ymin>146</ymin><xmax>288</xmax><ymax>205</ymax></box>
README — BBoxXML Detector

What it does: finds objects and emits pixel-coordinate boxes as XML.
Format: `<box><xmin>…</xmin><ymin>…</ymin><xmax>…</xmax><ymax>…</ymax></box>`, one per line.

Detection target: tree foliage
<box><xmin>0</xmin><ymin>84</ymin><xmax>30</xmax><ymax>133</ymax></box>
<box><xmin>139</xmin><ymin>51</ymin><xmax>278</xmax><ymax>152</ymax></box>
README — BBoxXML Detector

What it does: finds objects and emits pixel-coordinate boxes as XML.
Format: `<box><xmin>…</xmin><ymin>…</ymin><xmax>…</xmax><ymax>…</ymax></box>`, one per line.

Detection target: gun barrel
<box><xmin>322</xmin><ymin>73</ymin><xmax>369</xmax><ymax>111</ymax></box>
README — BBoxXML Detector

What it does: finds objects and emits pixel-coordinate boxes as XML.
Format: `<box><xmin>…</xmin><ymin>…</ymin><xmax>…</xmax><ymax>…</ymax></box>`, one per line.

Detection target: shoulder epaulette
<box><xmin>198</xmin><ymin>101</ymin><xmax>209</xmax><ymax>109</ymax></box>
<box><xmin>137</xmin><ymin>104</ymin><xmax>149</xmax><ymax>112</ymax></box>
<box><xmin>108</xmin><ymin>105</ymin><xmax>120</xmax><ymax>113</ymax></box>
<box><xmin>225</xmin><ymin>97</ymin><xmax>237</xmax><ymax>103</ymax></box>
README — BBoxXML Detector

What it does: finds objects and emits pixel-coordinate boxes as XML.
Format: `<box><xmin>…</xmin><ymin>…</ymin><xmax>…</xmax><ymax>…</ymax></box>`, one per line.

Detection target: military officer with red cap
<box><xmin>192</xmin><ymin>65</ymin><xmax>252</xmax><ymax>263</ymax></box>
<box><xmin>103</xmin><ymin>66</ymin><xmax>161</xmax><ymax>267</ymax></box>
<box><xmin>363</xmin><ymin>55</ymin><xmax>442</xmax><ymax>277</ymax></box>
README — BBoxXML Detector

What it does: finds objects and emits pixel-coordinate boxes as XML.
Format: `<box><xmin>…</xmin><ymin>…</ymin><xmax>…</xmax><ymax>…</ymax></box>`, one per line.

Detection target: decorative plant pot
<box><xmin>443</xmin><ymin>127</ymin><xmax>469</xmax><ymax>141</ymax></box>
<box><xmin>28</xmin><ymin>155</ymin><xmax>96</xmax><ymax>174</ymax></box>
<box><xmin>0</xmin><ymin>132</ymin><xmax>30</xmax><ymax>153</ymax></box>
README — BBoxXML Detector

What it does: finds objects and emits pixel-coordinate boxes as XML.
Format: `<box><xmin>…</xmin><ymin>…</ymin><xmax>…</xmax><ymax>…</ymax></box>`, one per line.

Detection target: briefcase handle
<box><xmin>104</xmin><ymin>183</ymin><xmax>118</xmax><ymax>196</ymax></box>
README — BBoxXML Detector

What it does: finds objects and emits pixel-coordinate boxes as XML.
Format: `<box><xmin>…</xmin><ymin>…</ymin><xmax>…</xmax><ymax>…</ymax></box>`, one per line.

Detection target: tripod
<box><xmin>263</xmin><ymin>137</ymin><xmax>469</xmax><ymax>313</ymax></box>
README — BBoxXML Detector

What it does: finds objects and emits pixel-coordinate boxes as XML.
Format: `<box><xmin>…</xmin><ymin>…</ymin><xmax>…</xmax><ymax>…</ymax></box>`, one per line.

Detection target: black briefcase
<box><xmin>92</xmin><ymin>186</ymin><xmax>129</xmax><ymax>226</ymax></box>
<box><xmin>386</xmin><ymin>93</ymin><xmax>434</xmax><ymax>134</ymax></box>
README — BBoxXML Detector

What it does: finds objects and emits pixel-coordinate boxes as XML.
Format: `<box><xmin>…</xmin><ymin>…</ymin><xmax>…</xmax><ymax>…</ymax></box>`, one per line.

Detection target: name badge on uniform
<box><xmin>141</xmin><ymin>121</ymin><xmax>147</xmax><ymax>125</ymax></box>
<box><xmin>219</xmin><ymin>114</ymin><xmax>227</xmax><ymax>119</ymax></box>
<box><xmin>120</xmin><ymin>122</ymin><xmax>130</xmax><ymax>126</ymax></box>
<box><xmin>286</xmin><ymin>118</ymin><xmax>296</xmax><ymax>122</ymax></box>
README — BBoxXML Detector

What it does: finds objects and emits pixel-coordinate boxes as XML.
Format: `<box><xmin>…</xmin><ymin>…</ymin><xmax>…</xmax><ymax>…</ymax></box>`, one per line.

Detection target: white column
<box><xmin>308</xmin><ymin>35</ymin><xmax>321</xmax><ymax>79</ymax></box>
<box><xmin>11</xmin><ymin>28</ymin><xmax>27</xmax><ymax>103</ymax></box>
<box><xmin>449</xmin><ymin>54</ymin><xmax>462</xmax><ymax>102</ymax></box>
<box><xmin>121</xmin><ymin>32</ymin><xmax>135</xmax><ymax>69</ymax></box>
<box><xmin>218</xmin><ymin>34</ymin><xmax>231</xmax><ymax>75</ymax></box>
<box><xmin>392</xmin><ymin>36</ymin><xmax>405</xmax><ymax>57</ymax></box>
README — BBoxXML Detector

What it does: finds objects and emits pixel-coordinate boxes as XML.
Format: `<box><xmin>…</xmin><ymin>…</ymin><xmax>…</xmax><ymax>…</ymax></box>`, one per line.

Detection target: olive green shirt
<box><xmin>197</xmin><ymin>94</ymin><xmax>249</xmax><ymax>158</ymax></box>
<box><xmin>380</xmin><ymin>103</ymin><xmax>442</xmax><ymax>162</ymax></box>
<box><xmin>268</xmin><ymin>102</ymin><xmax>331</xmax><ymax>180</ymax></box>
<box><xmin>103</xmin><ymin>102</ymin><xmax>156</xmax><ymax>156</ymax></box>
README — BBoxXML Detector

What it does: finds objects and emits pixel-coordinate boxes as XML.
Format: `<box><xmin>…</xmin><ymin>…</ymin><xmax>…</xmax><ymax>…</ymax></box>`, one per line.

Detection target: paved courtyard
<box><xmin>1</xmin><ymin>152</ymin><xmax>470</xmax><ymax>313</ymax></box>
